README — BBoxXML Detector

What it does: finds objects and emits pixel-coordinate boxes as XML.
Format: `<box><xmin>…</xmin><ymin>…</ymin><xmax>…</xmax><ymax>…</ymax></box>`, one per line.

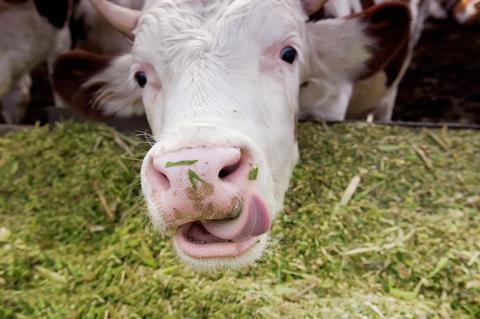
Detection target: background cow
<box><xmin>0</xmin><ymin>0</ymin><xmax>141</xmax><ymax>123</ymax></box>
<box><xmin>53</xmin><ymin>0</ymin><xmax>413</xmax><ymax>271</ymax></box>
<box><xmin>299</xmin><ymin>0</ymin><xmax>432</xmax><ymax>121</ymax></box>
<box><xmin>0</xmin><ymin>0</ymin><xmax>71</xmax><ymax>123</ymax></box>
<box><xmin>430</xmin><ymin>0</ymin><xmax>480</xmax><ymax>24</ymax></box>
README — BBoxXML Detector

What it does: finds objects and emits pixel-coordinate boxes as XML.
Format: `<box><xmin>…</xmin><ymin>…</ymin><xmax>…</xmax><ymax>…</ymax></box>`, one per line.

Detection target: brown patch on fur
<box><xmin>361</xmin><ymin>0</ymin><xmax>375</xmax><ymax>9</ymax></box>
<box><xmin>383</xmin><ymin>0</ymin><xmax>426</xmax><ymax>86</ymax></box>
<box><xmin>352</xmin><ymin>2</ymin><xmax>411</xmax><ymax>80</ymax></box>
<box><xmin>52</xmin><ymin>50</ymin><xmax>114</xmax><ymax>119</ymax></box>
<box><xmin>308</xmin><ymin>7</ymin><xmax>326</xmax><ymax>21</ymax></box>
<box><xmin>384</xmin><ymin>39</ymin><xmax>409</xmax><ymax>86</ymax></box>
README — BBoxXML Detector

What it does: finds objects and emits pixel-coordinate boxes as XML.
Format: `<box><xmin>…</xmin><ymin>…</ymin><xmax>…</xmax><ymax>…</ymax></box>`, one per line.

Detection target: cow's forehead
<box><xmin>142</xmin><ymin>0</ymin><xmax>302</xmax><ymax>16</ymax></box>
<box><xmin>133</xmin><ymin>0</ymin><xmax>306</xmax><ymax>68</ymax></box>
<box><xmin>139</xmin><ymin>0</ymin><xmax>304</xmax><ymax>32</ymax></box>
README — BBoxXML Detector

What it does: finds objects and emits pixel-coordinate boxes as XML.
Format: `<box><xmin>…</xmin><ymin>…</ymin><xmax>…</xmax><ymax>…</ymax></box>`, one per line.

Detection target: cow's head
<box><xmin>53</xmin><ymin>0</ymin><xmax>410</xmax><ymax>271</ymax></box>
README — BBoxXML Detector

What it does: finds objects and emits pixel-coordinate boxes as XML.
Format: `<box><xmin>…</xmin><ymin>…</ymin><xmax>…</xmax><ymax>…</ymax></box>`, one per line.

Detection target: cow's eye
<box><xmin>280</xmin><ymin>46</ymin><xmax>297</xmax><ymax>64</ymax></box>
<box><xmin>134</xmin><ymin>71</ymin><xmax>147</xmax><ymax>88</ymax></box>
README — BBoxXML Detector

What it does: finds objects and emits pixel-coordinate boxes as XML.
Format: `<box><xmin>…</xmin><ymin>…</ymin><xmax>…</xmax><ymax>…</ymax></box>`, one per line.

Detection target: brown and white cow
<box><xmin>53</xmin><ymin>0</ymin><xmax>414</xmax><ymax>271</ymax></box>
<box><xmin>430</xmin><ymin>0</ymin><xmax>480</xmax><ymax>24</ymax></box>
<box><xmin>0</xmin><ymin>0</ymin><xmax>71</xmax><ymax>123</ymax></box>
<box><xmin>300</xmin><ymin>0</ymin><xmax>431</xmax><ymax>121</ymax></box>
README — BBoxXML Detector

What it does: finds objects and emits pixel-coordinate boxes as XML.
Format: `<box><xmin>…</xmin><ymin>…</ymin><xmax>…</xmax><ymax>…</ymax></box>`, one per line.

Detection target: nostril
<box><xmin>153</xmin><ymin>170</ymin><xmax>171</xmax><ymax>191</ymax></box>
<box><xmin>218</xmin><ymin>150</ymin><xmax>245</xmax><ymax>181</ymax></box>
<box><xmin>219</xmin><ymin>160</ymin><xmax>241</xmax><ymax>179</ymax></box>
<box><xmin>148</xmin><ymin>158</ymin><xmax>171</xmax><ymax>191</ymax></box>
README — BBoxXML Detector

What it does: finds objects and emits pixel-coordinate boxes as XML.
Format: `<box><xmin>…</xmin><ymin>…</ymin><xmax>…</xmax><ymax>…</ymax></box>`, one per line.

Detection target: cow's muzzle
<box><xmin>141</xmin><ymin>146</ymin><xmax>271</xmax><ymax>259</ymax></box>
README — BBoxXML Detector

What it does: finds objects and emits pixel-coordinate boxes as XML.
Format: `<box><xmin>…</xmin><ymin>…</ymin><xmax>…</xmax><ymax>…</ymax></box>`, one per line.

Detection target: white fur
<box><xmin>174</xmin><ymin>235</ymin><xmax>269</xmax><ymax>271</ymax></box>
<box><xmin>86</xmin><ymin>54</ymin><xmax>144</xmax><ymax>116</ymax></box>
<box><xmin>0</xmin><ymin>1</ymin><xmax>70</xmax><ymax>123</ymax></box>
<box><xmin>138</xmin><ymin>0</ymin><xmax>301</xmax><ymax>270</ymax></box>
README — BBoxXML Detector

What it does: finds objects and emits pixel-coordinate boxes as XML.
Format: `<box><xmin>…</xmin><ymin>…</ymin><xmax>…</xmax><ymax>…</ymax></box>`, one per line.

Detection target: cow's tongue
<box><xmin>201</xmin><ymin>193</ymin><xmax>271</xmax><ymax>242</ymax></box>
<box><xmin>187</xmin><ymin>222</ymin><xmax>230</xmax><ymax>243</ymax></box>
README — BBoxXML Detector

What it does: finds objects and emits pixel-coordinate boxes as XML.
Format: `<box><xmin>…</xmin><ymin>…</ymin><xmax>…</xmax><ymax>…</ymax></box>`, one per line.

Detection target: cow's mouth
<box><xmin>175</xmin><ymin>222</ymin><xmax>260</xmax><ymax>259</ymax></box>
<box><xmin>174</xmin><ymin>193</ymin><xmax>271</xmax><ymax>259</ymax></box>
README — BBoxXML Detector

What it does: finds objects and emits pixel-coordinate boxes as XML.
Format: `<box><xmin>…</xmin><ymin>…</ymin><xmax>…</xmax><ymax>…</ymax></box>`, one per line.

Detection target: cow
<box><xmin>0</xmin><ymin>0</ymin><xmax>142</xmax><ymax>124</ymax></box>
<box><xmin>429</xmin><ymin>0</ymin><xmax>480</xmax><ymax>24</ymax></box>
<box><xmin>53</xmin><ymin>0</ymin><xmax>415</xmax><ymax>271</ymax></box>
<box><xmin>300</xmin><ymin>0</ymin><xmax>431</xmax><ymax>121</ymax></box>
<box><xmin>0</xmin><ymin>0</ymin><xmax>71</xmax><ymax>123</ymax></box>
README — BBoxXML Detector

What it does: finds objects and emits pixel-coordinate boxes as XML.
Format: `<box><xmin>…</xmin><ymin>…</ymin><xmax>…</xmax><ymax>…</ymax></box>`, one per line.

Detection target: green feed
<box><xmin>0</xmin><ymin>122</ymin><xmax>479</xmax><ymax>318</ymax></box>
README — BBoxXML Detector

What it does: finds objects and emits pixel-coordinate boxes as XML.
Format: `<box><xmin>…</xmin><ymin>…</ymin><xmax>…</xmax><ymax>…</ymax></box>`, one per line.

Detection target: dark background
<box><xmin>394</xmin><ymin>20</ymin><xmax>480</xmax><ymax>124</ymax></box>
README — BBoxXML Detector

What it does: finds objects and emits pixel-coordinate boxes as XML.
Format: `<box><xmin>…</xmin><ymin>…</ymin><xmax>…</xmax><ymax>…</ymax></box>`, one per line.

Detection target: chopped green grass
<box><xmin>248</xmin><ymin>167</ymin><xmax>259</xmax><ymax>181</ymax></box>
<box><xmin>187</xmin><ymin>169</ymin><xmax>204</xmax><ymax>189</ymax></box>
<box><xmin>0</xmin><ymin>122</ymin><xmax>479</xmax><ymax>318</ymax></box>
<box><xmin>165</xmin><ymin>160</ymin><xmax>198</xmax><ymax>168</ymax></box>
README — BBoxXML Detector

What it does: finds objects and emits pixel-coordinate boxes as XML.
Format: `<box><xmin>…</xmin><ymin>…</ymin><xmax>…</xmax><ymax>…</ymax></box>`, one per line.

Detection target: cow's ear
<box><xmin>32</xmin><ymin>0</ymin><xmax>71</xmax><ymax>28</ymax></box>
<box><xmin>52</xmin><ymin>50</ymin><xmax>144</xmax><ymax>119</ymax></box>
<box><xmin>306</xmin><ymin>2</ymin><xmax>411</xmax><ymax>81</ymax></box>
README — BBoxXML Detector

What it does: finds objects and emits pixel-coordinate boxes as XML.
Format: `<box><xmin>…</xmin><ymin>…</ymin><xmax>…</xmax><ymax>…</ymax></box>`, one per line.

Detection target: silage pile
<box><xmin>0</xmin><ymin>122</ymin><xmax>479</xmax><ymax>318</ymax></box>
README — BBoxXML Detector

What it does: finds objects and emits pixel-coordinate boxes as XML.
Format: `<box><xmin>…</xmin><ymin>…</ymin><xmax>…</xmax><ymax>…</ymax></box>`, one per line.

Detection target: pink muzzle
<box><xmin>142</xmin><ymin>146</ymin><xmax>271</xmax><ymax>258</ymax></box>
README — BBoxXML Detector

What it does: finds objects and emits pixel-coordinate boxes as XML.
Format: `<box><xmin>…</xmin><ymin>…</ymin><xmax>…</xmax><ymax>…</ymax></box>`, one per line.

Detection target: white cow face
<box><xmin>132</xmin><ymin>0</ymin><xmax>304</xmax><ymax>270</ymax></box>
<box><xmin>53</xmin><ymin>0</ymin><xmax>410</xmax><ymax>271</ymax></box>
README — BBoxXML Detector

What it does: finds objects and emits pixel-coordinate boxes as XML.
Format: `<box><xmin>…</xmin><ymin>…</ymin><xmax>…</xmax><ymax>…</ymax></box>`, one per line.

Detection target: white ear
<box><xmin>306</xmin><ymin>2</ymin><xmax>411</xmax><ymax>81</ymax></box>
<box><xmin>53</xmin><ymin>50</ymin><xmax>144</xmax><ymax>118</ymax></box>
<box><xmin>306</xmin><ymin>17</ymin><xmax>373</xmax><ymax>81</ymax></box>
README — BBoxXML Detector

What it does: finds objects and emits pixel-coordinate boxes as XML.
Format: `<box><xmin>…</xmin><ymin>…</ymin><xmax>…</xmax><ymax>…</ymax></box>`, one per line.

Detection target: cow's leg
<box><xmin>372</xmin><ymin>85</ymin><xmax>399</xmax><ymax>121</ymax></box>
<box><xmin>347</xmin><ymin>71</ymin><xmax>389</xmax><ymax>120</ymax></box>
<box><xmin>1</xmin><ymin>73</ymin><xmax>31</xmax><ymax>124</ymax></box>
<box><xmin>373</xmin><ymin>40</ymin><xmax>415</xmax><ymax>121</ymax></box>
<box><xmin>48</xmin><ymin>55</ymin><xmax>67</xmax><ymax>108</ymax></box>
<box><xmin>0</xmin><ymin>58</ymin><xmax>13</xmax><ymax>98</ymax></box>
<box><xmin>48</xmin><ymin>26</ymin><xmax>71</xmax><ymax>108</ymax></box>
